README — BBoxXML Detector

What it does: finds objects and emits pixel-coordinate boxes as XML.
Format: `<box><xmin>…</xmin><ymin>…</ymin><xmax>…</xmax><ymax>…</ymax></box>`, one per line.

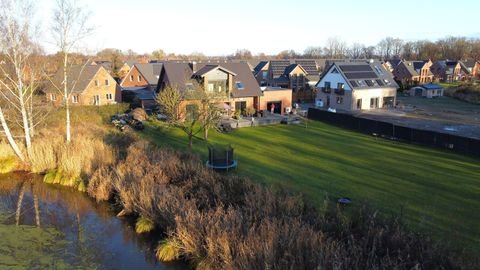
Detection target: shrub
<box><xmin>0</xmin><ymin>142</ymin><xmax>18</xmax><ymax>173</ymax></box>
<box><xmin>135</xmin><ymin>216</ymin><xmax>155</xmax><ymax>234</ymax></box>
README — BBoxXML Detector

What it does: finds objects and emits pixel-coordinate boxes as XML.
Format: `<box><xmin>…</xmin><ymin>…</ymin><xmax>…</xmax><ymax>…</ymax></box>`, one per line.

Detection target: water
<box><xmin>0</xmin><ymin>173</ymin><xmax>185</xmax><ymax>270</ymax></box>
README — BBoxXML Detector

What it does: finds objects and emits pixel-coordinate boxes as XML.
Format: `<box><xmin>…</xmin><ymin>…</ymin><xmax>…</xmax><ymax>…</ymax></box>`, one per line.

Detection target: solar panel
<box><xmin>339</xmin><ymin>65</ymin><xmax>373</xmax><ymax>72</ymax></box>
<box><xmin>349</xmin><ymin>80</ymin><xmax>357</xmax><ymax>87</ymax></box>
<box><xmin>344</xmin><ymin>72</ymin><xmax>378</xmax><ymax>79</ymax></box>
<box><xmin>376</xmin><ymin>79</ymin><xmax>385</xmax><ymax>86</ymax></box>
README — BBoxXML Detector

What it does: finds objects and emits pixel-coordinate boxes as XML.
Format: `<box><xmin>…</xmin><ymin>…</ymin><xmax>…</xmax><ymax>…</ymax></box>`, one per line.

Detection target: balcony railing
<box><xmin>334</xmin><ymin>88</ymin><xmax>345</xmax><ymax>95</ymax></box>
<box><xmin>321</xmin><ymin>87</ymin><xmax>331</xmax><ymax>93</ymax></box>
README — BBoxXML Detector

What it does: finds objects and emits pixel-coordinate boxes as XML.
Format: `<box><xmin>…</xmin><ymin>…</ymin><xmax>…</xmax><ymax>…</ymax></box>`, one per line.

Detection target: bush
<box><xmin>89</xmin><ymin>143</ymin><xmax>467</xmax><ymax>269</ymax></box>
<box><xmin>135</xmin><ymin>216</ymin><xmax>155</xmax><ymax>234</ymax></box>
<box><xmin>0</xmin><ymin>142</ymin><xmax>18</xmax><ymax>173</ymax></box>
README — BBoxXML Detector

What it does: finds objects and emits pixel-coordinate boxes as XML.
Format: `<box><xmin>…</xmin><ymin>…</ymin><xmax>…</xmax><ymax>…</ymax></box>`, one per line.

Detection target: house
<box><xmin>459</xmin><ymin>60</ymin><xmax>480</xmax><ymax>80</ymax></box>
<box><xmin>157</xmin><ymin>61</ymin><xmax>264</xmax><ymax>117</ymax></box>
<box><xmin>393</xmin><ymin>60</ymin><xmax>433</xmax><ymax>86</ymax></box>
<box><xmin>410</xmin><ymin>83</ymin><xmax>444</xmax><ymax>98</ymax></box>
<box><xmin>118</xmin><ymin>60</ymin><xmax>136</xmax><ymax>80</ymax></box>
<box><xmin>120</xmin><ymin>63</ymin><xmax>163</xmax><ymax>91</ymax></box>
<box><xmin>46</xmin><ymin>65</ymin><xmax>120</xmax><ymax>106</ymax></box>
<box><xmin>382</xmin><ymin>59</ymin><xmax>401</xmax><ymax>73</ymax></box>
<box><xmin>253</xmin><ymin>59</ymin><xmax>320</xmax><ymax>102</ymax></box>
<box><xmin>259</xmin><ymin>87</ymin><xmax>292</xmax><ymax>114</ymax></box>
<box><xmin>430</xmin><ymin>60</ymin><xmax>461</xmax><ymax>82</ymax></box>
<box><xmin>315</xmin><ymin>61</ymin><xmax>398</xmax><ymax>112</ymax></box>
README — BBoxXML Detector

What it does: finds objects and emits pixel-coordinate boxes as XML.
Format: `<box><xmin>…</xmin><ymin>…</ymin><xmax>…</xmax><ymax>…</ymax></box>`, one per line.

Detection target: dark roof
<box><xmin>50</xmin><ymin>64</ymin><xmax>104</xmax><ymax>94</ymax></box>
<box><xmin>283</xmin><ymin>64</ymin><xmax>301</xmax><ymax>76</ymax></box>
<box><xmin>159</xmin><ymin>61</ymin><xmax>262</xmax><ymax>98</ymax></box>
<box><xmin>387</xmin><ymin>59</ymin><xmax>402</xmax><ymax>67</ymax></box>
<box><xmin>318</xmin><ymin>61</ymin><xmax>398</xmax><ymax>90</ymax></box>
<box><xmin>460</xmin><ymin>60</ymin><xmax>477</xmax><ymax>69</ymax></box>
<box><xmin>295</xmin><ymin>59</ymin><xmax>318</xmax><ymax>75</ymax></box>
<box><xmin>193</xmin><ymin>65</ymin><xmax>236</xmax><ymax>77</ymax></box>
<box><xmin>269</xmin><ymin>60</ymin><xmax>291</xmax><ymax>77</ymax></box>
<box><xmin>253</xmin><ymin>61</ymin><xmax>268</xmax><ymax>74</ymax></box>
<box><xmin>135</xmin><ymin>63</ymin><xmax>163</xmax><ymax>85</ymax></box>
<box><xmin>122</xmin><ymin>89</ymin><xmax>156</xmax><ymax>100</ymax></box>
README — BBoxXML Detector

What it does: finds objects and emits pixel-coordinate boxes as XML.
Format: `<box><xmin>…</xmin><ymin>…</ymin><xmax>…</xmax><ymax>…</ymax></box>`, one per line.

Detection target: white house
<box><xmin>315</xmin><ymin>61</ymin><xmax>398</xmax><ymax>112</ymax></box>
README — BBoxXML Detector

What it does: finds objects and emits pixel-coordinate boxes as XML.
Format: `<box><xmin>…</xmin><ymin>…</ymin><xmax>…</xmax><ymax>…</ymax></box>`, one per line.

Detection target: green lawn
<box><xmin>142</xmin><ymin>120</ymin><xmax>480</xmax><ymax>253</ymax></box>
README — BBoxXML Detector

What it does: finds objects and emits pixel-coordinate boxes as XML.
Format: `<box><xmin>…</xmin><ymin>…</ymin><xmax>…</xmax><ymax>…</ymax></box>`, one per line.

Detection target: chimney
<box><xmin>191</xmin><ymin>61</ymin><xmax>197</xmax><ymax>73</ymax></box>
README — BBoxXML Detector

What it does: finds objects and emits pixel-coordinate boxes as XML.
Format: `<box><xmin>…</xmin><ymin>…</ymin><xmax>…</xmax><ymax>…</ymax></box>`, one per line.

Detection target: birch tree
<box><xmin>0</xmin><ymin>0</ymin><xmax>37</xmax><ymax>161</ymax></box>
<box><xmin>51</xmin><ymin>0</ymin><xmax>92</xmax><ymax>143</ymax></box>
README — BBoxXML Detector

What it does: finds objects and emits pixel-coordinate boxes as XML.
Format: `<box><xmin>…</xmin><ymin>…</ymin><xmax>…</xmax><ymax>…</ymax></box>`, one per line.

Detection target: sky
<box><xmin>35</xmin><ymin>0</ymin><xmax>480</xmax><ymax>56</ymax></box>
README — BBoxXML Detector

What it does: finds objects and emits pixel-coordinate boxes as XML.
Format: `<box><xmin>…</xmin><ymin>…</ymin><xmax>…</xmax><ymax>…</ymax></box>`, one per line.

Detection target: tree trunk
<box><xmin>0</xmin><ymin>106</ymin><xmax>25</xmax><ymax>162</ymax></box>
<box><xmin>34</xmin><ymin>194</ymin><xmax>40</xmax><ymax>227</ymax></box>
<box><xmin>204</xmin><ymin>127</ymin><xmax>209</xmax><ymax>142</ymax></box>
<box><xmin>188</xmin><ymin>133</ymin><xmax>193</xmax><ymax>151</ymax></box>
<box><xmin>15</xmin><ymin>182</ymin><xmax>26</xmax><ymax>226</ymax></box>
<box><xmin>64</xmin><ymin>52</ymin><xmax>71</xmax><ymax>143</ymax></box>
<box><xmin>15</xmin><ymin>62</ymin><xmax>32</xmax><ymax>158</ymax></box>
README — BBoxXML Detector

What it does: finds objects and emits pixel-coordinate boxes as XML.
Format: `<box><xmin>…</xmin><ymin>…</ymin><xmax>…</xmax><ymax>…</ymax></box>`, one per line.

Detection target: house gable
<box><xmin>120</xmin><ymin>65</ymin><xmax>148</xmax><ymax>88</ymax></box>
<box><xmin>316</xmin><ymin>64</ymin><xmax>352</xmax><ymax>91</ymax></box>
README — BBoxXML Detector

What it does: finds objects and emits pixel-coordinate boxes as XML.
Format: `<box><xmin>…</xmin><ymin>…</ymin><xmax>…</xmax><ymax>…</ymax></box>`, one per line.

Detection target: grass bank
<box><xmin>142</xmin><ymin>120</ymin><xmax>480</xmax><ymax>254</ymax></box>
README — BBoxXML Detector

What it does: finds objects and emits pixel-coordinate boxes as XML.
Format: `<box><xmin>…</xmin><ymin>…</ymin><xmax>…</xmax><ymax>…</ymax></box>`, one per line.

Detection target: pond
<box><xmin>0</xmin><ymin>173</ymin><xmax>185</xmax><ymax>270</ymax></box>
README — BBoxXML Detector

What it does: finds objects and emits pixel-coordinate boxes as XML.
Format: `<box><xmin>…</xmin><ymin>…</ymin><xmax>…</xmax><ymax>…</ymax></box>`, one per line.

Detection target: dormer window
<box><xmin>185</xmin><ymin>83</ymin><xmax>194</xmax><ymax>91</ymax></box>
<box><xmin>236</xmin><ymin>81</ymin><xmax>245</xmax><ymax>90</ymax></box>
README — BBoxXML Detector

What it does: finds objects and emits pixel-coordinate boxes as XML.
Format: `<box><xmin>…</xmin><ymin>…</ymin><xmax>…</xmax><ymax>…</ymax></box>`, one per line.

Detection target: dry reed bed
<box><xmin>87</xmin><ymin>142</ymin><xmax>467</xmax><ymax>270</ymax></box>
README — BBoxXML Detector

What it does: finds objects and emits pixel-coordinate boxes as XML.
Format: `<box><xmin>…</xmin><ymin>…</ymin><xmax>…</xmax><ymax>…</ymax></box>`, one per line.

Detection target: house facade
<box><xmin>46</xmin><ymin>65</ymin><xmax>120</xmax><ymax>106</ymax></box>
<box><xmin>459</xmin><ymin>60</ymin><xmax>480</xmax><ymax>80</ymax></box>
<box><xmin>158</xmin><ymin>61</ymin><xmax>269</xmax><ymax>117</ymax></box>
<box><xmin>253</xmin><ymin>59</ymin><xmax>320</xmax><ymax>102</ymax></box>
<box><xmin>430</xmin><ymin>60</ymin><xmax>461</xmax><ymax>82</ymax></box>
<box><xmin>409</xmin><ymin>83</ymin><xmax>444</xmax><ymax>98</ymax></box>
<box><xmin>120</xmin><ymin>63</ymin><xmax>163</xmax><ymax>91</ymax></box>
<box><xmin>393</xmin><ymin>60</ymin><xmax>433</xmax><ymax>86</ymax></box>
<box><xmin>316</xmin><ymin>61</ymin><xmax>398</xmax><ymax>112</ymax></box>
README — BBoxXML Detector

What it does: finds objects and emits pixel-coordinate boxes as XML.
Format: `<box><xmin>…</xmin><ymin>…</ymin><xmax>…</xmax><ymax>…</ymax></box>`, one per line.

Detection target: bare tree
<box><xmin>51</xmin><ymin>0</ymin><xmax>92</xmax><ymax>143</ymax></box>
<box><xmin>0</xmin><ymin>0</ymin><xmax>38</xmax><ymax>161</ymax></box>
<box><xmin>303</xmin><ymin>46</ymin><xmax>323</xmax><ymax>58</ymax></box>
<box><xmin>325</xmin><ymin>37</ymin><xmax>347</xmax><ymax>58</ymax></box>
<box><xmin>349</xmin><ymin>43</ymin><xmax>364</xmax><ymax>59</ymax></box>
<box><xmin>156</xmin><ymin>86</ymin><xmax>202</xmax><ymax>151</ymax></box>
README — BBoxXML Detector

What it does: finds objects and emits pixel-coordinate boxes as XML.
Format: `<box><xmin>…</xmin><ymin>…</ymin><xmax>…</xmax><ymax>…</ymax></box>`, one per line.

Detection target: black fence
<box><xmin>308</xmin><ymin>108</ymin><xmax>480</xmax><ymax>157</ymax></box>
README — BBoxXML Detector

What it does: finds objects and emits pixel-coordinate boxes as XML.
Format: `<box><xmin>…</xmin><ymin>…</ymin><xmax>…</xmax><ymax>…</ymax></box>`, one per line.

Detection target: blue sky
<box><xmin>36</xmin><ymin>0</ymin><xmax>480</xmax><ymax>55</ymax></box>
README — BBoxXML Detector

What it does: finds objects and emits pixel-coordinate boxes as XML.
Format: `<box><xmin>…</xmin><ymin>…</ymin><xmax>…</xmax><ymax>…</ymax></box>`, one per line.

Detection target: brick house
<box><xmin>393</xmin><ymin>60</ymin><xmax>433</xmax><ymax>86</ymax></box>
<box><xmin>157</xmin><ymin>61</ymin><xmax>266</xmax><ymax>117</ymax></box>
<box><xmin>46</xmin><ymin>65</ymin><xmax>120</xmax><ymax>106</ymax></box>
<box><xmin>120</xmin><ymin>63</ymin><xmax>163</xmax><ymax>91</ymax></box>
<box><xmin>253</xmin><ymin>59</ymin><xmax>320</xmax><ymax>102</ymax></box>
<box><xmin>459</xmin><ymin>60</ymin><xmax>480</xmax><ymax>80</ymax></box>
<box><xmin>430</xmin><ymin>60</ymin><xmax>461</xmax><ymax>82</ymax></box>
<box><xmin>316</xmin><ymin>61</ymin><xmax>398</xmax><ymax>112</ymax></box>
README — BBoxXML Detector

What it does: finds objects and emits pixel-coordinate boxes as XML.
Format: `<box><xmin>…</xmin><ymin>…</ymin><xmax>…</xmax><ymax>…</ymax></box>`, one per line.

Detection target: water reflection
<box><xmin>0</xmin><ymin>172</ymin><xmax>184</xmax><ymax>270</ymax></box>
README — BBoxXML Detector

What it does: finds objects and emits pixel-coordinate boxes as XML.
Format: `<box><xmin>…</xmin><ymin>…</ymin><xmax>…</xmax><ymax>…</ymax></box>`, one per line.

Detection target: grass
<box><xmin>142</xmin><ymin>120</ymin><xmax>480</xmax><ymax>253</ymax></box>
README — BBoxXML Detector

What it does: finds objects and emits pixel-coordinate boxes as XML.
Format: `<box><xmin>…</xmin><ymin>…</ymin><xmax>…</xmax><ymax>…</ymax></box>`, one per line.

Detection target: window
<box><xmin>262</xmin><ymin>71</ymin><xmax>268</xmax><ymax>80</ymax></box>
<box><xmin>105</xmin><ymin>79</ymin><xmax>109</xmax><ymax>86</ymax></box>
<box><xmin>138</xmin><ymin>75</ymin><xmax>142</xmax><ymax>82</ymax></box>
<box><xmin>94</xmin><ymin>95</ymin><xmax>100</xmax><ymax>106</ymax></box>
<box><xmin>106</xmin><ymin>93</ymin><xmax>113</xmax><ymax>100</ymax></box>
<box><xmin>370</xmin><ymin>97</ymin><xmax>379</xmax><ymax>109</ymax></box>
<box><xmin>50</xmin><ymin>93</ymin><xmax>57</xmax><ymax>101</ymax></box>
<box><xmin>208</xmin><ymin>83</ymin><xmax>214</xmax><ymax>92</ymax></box>
<box><xmin>185</xmin><ymin>83</ymin><xmax>194</xmax><ymax>91</ymax></box>
<box><xmin>130</xmin><ymin>75</ymin><xmax>134</xmax><ymax>81</ymax></box>
<box><xmin>94</xmin><ymin>80</ymin><xmax>99</xmax><ymax>86</ymax></box>
<box><xmin>236</xmin><ymin>81</ymin><xmax>245</xmax><ymax>90</ymax></box>
<box><xmin>337</xmin><ymin>83</ymin><xmax>344</xmax><ymax>89</ymax></box>
<box><xmin>336</xmin><ymin>96</ymin><xmax>343</xmax><ymax>104</ymax></box>
<box><xmin>374</xmin><ymin>66</ymin><xmax>384</xmax><ymax>75</ymax></box>
<box><xmin>72</xmin><ymin>95</ymin><xmax>79</xmax><ymax>103</ymax></box>
<box><xmin>186</xmin><ymin>104</ymin><xmax>198</xmax><ymax>121</ymax></box>
<box><xmin>356</xmin><ymin>99</ymin><xmax>362</xmax><ymax>109</ymax></box>
<box><xmin>324</xmin><ymin>81</ymin><xmax>331</xmax><ymax>89</ymax></box>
